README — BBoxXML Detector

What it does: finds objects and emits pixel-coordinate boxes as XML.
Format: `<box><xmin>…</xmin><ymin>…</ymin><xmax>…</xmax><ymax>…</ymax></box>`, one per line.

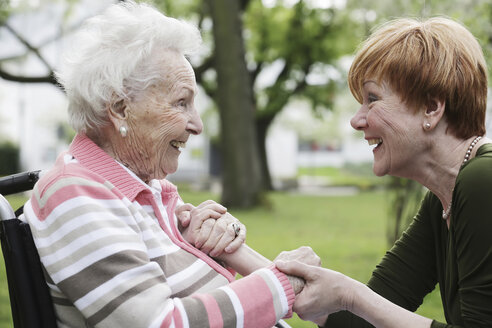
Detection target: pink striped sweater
<box><xmin>23</xmin><ymin>134</ymin><xmax>295</xmax><ymax>328</ymax></box>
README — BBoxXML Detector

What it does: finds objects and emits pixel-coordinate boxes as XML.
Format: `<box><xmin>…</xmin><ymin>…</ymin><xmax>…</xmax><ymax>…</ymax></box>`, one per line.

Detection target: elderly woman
<box><xmin>22</xmin><ymin>2</ymin><xmax>313</xmax><ymax>327</ymax></box>
<box><xmin>276</xmin><ymin>17</ymin><xmax>492</xmax><ymax>328</ymax></box>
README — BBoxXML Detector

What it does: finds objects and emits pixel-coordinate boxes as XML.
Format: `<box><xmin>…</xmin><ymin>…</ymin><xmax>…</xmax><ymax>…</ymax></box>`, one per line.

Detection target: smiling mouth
<box><xmin>368</xmin><ymin>138</ymin><xmax>383</xmax><ymax>149</ymax></box>
<box><xmin>170</xmin><ymin>140</ymin><xmax>186</xmax><ymax>150</ymax></box>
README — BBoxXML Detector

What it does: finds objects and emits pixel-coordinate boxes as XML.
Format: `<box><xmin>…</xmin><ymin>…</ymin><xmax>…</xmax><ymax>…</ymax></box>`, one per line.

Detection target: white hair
<box><xmin>56</xmin><ymin>0</ymin><xmax>202</xmax><ymax>132</ymax></box>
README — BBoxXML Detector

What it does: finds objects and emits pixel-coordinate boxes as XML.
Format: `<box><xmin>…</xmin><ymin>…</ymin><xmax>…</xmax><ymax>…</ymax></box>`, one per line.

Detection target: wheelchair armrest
<box><xmin>0</xmin><ymin>170</ymin><xmax>41</xmax><ymax>196</ymax></box>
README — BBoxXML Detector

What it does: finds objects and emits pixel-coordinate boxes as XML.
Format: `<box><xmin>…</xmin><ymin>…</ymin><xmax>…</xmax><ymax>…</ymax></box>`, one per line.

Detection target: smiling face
<box><xmin>114</xmin><ymin>50</ymin><xmax>203</xmax><ymax>182</ymax></box>
<box><xmin>350</xmin><ymin>80</ymin><xmax>427</xmax><ymax>178</ymax></box>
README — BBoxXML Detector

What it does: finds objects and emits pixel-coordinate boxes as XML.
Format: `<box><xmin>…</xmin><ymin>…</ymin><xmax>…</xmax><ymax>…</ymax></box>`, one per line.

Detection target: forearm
<box><xmin>216</xmin><ymin>244</ymin><xmax>269</xmax><ymax>275</ymax></box>
<box><xmin>347</xmin><ymin>278</ymin><xmax>432</xmax><ymax>328</ymax></box>
<box><xmin>217</xmin><ymin>244</ymin><xmax>304</xmax><ymax>294</ymax></box>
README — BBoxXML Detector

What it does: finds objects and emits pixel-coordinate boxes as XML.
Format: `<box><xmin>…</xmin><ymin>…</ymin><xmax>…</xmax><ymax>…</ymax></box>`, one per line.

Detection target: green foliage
<box><xmin>245</xmin><ymin>0</ymin><xmax>363</xmax><ymax>118</ymax></box>
<box><xmin>154</xmin><ymin>0</ymin><xmax>365</xmax><ymax>129</ymax></box>
<box><xmin>0</xmin><ymin>142</ymin><xmax>19</xmax><ymax>176</ymax></box>
<box><xmin>0</xmin><ymin>0</ymin><xmax>9</xmax><ymax>24</ymax></box>
<box><xmin>151</xmin><ymin>0</ymin><xmax>203</xmax><ymax>19</ymax></box>
<box><xmin>345</xmin><ymin>0</ymin><xmax>492</xmax><ymax>77</ymax></box>
<box><xmin>149</xmin><ymin>0</ymin><xmax>374</xmax><ymax>194</ymax></box>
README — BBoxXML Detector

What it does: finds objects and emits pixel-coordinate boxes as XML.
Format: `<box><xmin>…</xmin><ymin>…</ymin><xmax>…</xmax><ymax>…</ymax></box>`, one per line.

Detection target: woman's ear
<box><xmin>423</xmin><ymin>98</ymin><xmax>445</xmax><ymax>131</ymax></box>
<box><xmin>107</xmin><ymin>96</ymin><xmax>129</xmax><ymax>130</ymax></box>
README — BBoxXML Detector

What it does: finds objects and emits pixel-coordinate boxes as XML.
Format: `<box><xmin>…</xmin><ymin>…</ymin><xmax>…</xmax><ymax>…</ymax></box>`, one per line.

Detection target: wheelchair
<box><xmin>0</xmin><ymin>170</ymin><xmax>56</xmax><ymax>328</ymax></box>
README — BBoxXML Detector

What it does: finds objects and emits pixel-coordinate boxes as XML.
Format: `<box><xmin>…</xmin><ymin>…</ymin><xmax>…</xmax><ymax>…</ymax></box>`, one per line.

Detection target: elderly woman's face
<box><xmin>350</xmin><ymin>80</ymin><xmax>426</xmax><ymax>178</ymax></box>
<box><xmin>122</xmin><ymin>51</ymin><xmax>203</xmax><ymax>182</ymax></box>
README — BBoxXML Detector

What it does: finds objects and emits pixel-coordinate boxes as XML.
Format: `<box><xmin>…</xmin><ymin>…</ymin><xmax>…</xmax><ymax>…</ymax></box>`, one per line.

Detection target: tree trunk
<box><xmin>207</xmin><ymin>0</ymin><xmax>261</xmax><ymax>208</ymax></box>
<box><xmin>386</xmin><ymin>177</ymin><xmax>424</xmax><ymax>245</ymax></box>
<box><xmin>256</xmin><ymin>115</ymin><xmax>275</xmax><ymax>191</ymax></box>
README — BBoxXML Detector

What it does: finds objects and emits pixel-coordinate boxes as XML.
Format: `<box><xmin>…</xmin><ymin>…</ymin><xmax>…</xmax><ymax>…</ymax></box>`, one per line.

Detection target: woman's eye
<box><xmin>177</xmin><ymin>99</ymin><xmax>186</xmax><ymax>107</ymax></box>
<box><xmin>368</xmin><ymin>93</ymin><xmax>378</xmax><ymax>103</ymax></box>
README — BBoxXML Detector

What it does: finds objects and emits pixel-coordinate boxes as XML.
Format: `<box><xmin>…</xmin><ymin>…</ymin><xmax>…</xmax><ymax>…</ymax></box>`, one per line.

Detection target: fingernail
<box><xmin>225</xmin><ymin>246</ymin><xmax>232</xmax><ymax>253</ymax></box>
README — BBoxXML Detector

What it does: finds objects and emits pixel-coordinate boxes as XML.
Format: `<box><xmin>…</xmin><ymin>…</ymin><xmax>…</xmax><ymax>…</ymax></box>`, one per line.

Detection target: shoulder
<box><xmin>38</xmin><ymin>158</ymin><xmax>112</xmax><ymax>197</ymax></box>
<box><xmin>452</xmin><ymin>144</ymin><xmax>492</xmax><ymax>232</ymax></box>
<box><xmin>456</xmin><ymin>144</ymin><xmax>492</xmax><ymax>195</ymax></box>
<box><xmin>29</xmin><ymin>155</ymin><xmax>121</xmax><ymax>220</ymax></box>
<box><xmin>416</xmin><ymin>190</ymin><xmax>441</xmax><ymax>219</ymax></box>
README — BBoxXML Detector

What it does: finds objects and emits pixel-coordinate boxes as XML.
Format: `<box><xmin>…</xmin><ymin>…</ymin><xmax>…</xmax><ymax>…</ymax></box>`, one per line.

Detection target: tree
<box><xmin>245</xmin><ymin>0</ymin><xmax>360</xmax><ymax>189</ymax></box>
<box><xmin>0</xmin><ymin>142</ymin><xmax>20</xmax><ymax>175</ymax></box>
<box><xmin>0</xmin><ymin>0</ymin><xmax>94</xmax><ymax>89</ymax></box>
<box><xmin>158</xmin><ymin>0</ymin><xmax>362</xmax><ymax>194</ymax></box>
<box><xmin>206</xmin><ymin>0</ymin><xmax>262</xmax><ymax>208</ymax></box>
<box><xmin>0</xmin><ymin>19</ymin><xmax>59</xmax><ymax>85</ymax></box>
<box><xmin>385</xmin><ymin>177</ymin><xmax>424</xmax><ymax>244</ymax></box>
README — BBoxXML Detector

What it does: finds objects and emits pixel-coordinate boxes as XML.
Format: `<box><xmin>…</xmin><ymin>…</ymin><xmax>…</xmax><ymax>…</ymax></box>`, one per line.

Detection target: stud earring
<box><xmin>119</xmin><ymin>126</ymin><xmax>128</xmax><ymax>137</ymax></box>
<box><xmin>424</xmin><ymin>123</ymin><xmax>431</xmax><ymax>130</ymax></box>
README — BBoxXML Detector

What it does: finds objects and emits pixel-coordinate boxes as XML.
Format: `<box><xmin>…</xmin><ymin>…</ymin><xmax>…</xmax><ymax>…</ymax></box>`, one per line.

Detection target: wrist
<box><xmin>338</xmin><ymin>274</ymin><xmax>362</xmax><ymax>313</ymax></box>
<box><xmin>287</xmin><ymin>275</ymin><xmax>305</xmax><ymax>295</ymax></box>
<box><xmin>217</xmin><ymin>244</ymin><xmax>271</xmax><ymax>276</ymax></box>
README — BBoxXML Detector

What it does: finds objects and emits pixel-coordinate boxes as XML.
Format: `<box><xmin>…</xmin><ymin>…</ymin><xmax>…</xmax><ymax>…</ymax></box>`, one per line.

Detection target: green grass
<box><xmin>0</xmin><ymin>191</ymin><xmax>444</xmax><ymax>327</ymax></box>
<box><xmin>298</xmin><ymin>164</ymin><xmax>387</xmax><ymax>190</ymax></box>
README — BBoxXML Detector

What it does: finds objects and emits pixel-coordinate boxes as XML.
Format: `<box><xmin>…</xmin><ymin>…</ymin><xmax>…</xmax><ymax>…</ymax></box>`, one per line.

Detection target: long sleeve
<box><xmin>322</xmin><ymin>192</ymin><xmax>440</xmax><ymax>327</ymax></box>
<box><xmin>23</xmin><ymin>157</ymin><xmax>294</xmax><ymax>328</ymax></box>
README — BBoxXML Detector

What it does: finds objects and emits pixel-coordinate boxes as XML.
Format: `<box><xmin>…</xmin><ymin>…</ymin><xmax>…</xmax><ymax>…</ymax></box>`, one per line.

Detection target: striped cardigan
<box><xmin>23</xmin><ymin>134</ymin><xmax>295</xmax><ymax>328</ymax></box>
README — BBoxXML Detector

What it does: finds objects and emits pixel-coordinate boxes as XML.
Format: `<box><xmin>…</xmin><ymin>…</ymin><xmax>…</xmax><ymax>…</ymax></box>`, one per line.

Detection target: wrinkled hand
<box><xmin>176</xmin><ymin>200</ymin><xmax>226</xmax><ymax>229</ymax></box>
<box><xmin>176</xmin><ymin>200</ymin><xmax>246</xmax><ymax>257</ymax></box>
<box><xmin>274</xmin><ymin>246</ymin><xmax>321</xmax><ymax>297</ymax></box>
<box><xmin>176</xmin><ymin>200</ymin><xmax>226</xmax><ymax>248</ymax></box>
<box><xmin>276</xmin><ymin>260</ymin><xmax>349</xmax><ymax>325</ymax></box>
<box><xmin>274</xmin><ymin>246</ymin><xmax>321</xmax><ymax>267</ymax></box>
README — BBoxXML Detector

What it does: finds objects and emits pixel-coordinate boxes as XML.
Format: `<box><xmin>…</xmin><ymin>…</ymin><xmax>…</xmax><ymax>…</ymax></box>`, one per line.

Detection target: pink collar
<box><xmin>68</xmin><ymin>133</ymin><xmax>177</xmax><ymax>201</ymax></box>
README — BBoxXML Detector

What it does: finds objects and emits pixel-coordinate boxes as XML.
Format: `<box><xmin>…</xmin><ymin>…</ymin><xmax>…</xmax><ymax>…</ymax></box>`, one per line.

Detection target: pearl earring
<box><xmin>424</xmin><ymin>123</ymin><xmax>431</xmax><ymax>130</ymax></box>
<box><xmin>119</xmin><ymin>126</ymin><xmax>128</xmax><ymax>137</ymax></box>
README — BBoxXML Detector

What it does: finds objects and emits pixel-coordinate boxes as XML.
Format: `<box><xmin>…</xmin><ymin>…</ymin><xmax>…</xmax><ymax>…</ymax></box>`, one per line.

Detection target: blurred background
<box><xmin>1</xmin><ymin>0</ymin><xmax>492</xmax><ymax>326</ymax></box>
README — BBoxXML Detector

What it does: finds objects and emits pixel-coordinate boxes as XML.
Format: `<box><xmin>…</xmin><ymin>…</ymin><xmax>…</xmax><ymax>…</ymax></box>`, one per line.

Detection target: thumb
<box><xmin>176</xmin><ymin>203</ymin><xmax>194</xmax><ymax>215</ymax></box>
<box><xmin>176</xmin><ymin>203</ymin><xmax>194</xmax><ymax>227</ymax></box>
<box><xmin>276</xmin><ymin>260</ymin><xmax>311</xmax><ymax>279</ymax></box>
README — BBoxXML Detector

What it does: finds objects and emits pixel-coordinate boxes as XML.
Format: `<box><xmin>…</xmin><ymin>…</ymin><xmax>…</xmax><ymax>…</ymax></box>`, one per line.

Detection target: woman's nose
<box><xmin>187</xmin><ymin>107</ymin><xmax>203</xmax><ymax>135</ymax></box>
<box><xmin>350</xmin><ymin>106</ymin><xmax>368</xmax><ymax>131</ymax></box>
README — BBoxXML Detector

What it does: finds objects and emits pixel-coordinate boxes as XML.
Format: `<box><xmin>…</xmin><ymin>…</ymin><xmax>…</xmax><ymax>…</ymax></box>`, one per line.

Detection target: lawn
<box><xmin>297</xmin><ymin>163</ymin><xmax>386</xmax><ymax>190</ymax></box>
<box><xmin>0</xmin><ymin>190</ymin><xmax>445</xmax><ymax>327</ymax></box>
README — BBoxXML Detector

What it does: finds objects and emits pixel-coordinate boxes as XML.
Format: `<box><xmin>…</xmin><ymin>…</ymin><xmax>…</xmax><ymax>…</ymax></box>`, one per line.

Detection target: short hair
<box><xmin>56</xmin><ymin>0</ymin><xmax>202</xmax><ymax>133</ymax></box>
<box><xmin>348</xmin><ymin>17</ymin><xmax>487</xmax><ymax>139</ymax></box>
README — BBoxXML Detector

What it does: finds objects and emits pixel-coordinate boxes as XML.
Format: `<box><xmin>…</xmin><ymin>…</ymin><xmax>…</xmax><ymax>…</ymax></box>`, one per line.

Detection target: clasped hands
<box><xmin>176</xmin><ymin>200</ymin><xmax>246</xmax><ymax>257</ymax></box>
<box><xmin>176</xmin><ymin>200</ymin><xmax>339</xmax><ymax>326</ymax></box>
